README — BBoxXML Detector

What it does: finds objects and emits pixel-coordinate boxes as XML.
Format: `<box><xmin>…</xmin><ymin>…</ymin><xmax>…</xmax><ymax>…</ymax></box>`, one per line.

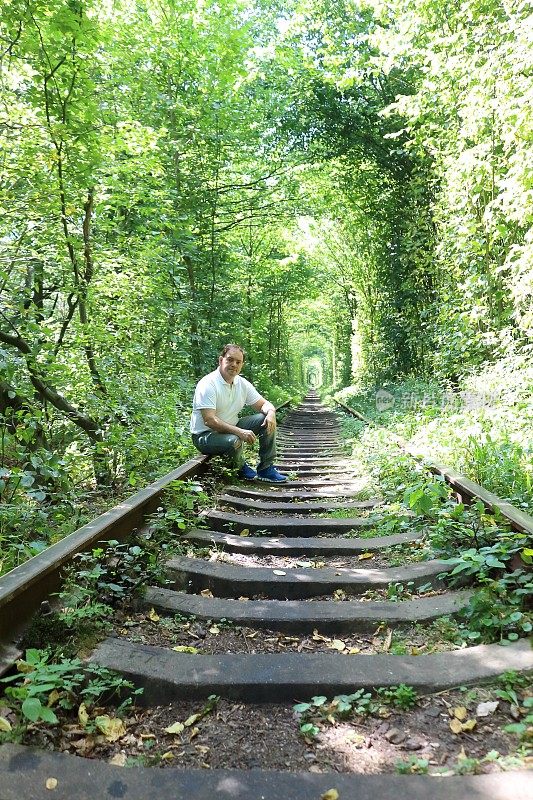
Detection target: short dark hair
<box><xmin>220</xmin><ymin>343</ymin><xmax>245</xmax><ymax>360</ymax></box>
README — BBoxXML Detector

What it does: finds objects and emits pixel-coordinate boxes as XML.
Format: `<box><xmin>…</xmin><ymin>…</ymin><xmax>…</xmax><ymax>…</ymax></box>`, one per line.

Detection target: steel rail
<box><xmin>0</xmin><ymin>455</ymin><xmax>209</xmax><ymax>671</ymax></box>
<box><xmin>0</xmin><ymin>400</ymin><xmax>293</xmax><ymax>673</ymax></box>
<box><xmin>335</xmin><ymin>400</ymin><xmax>533</xmax><ymax>536</ymax></box>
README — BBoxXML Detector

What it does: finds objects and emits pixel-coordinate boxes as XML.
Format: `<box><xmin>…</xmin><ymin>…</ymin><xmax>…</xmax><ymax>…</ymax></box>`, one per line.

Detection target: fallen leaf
<box><xmin>95</xmin><ymin>715</ymin><xmax>126</xmax><ymax>742</ymax></box>
<box><xmin>200</xmin><ymin>589</ymin><xmax>213</xmax><ymax>598</ymax></box>
<box><xmin>172</xmin><ymin>646</ymin><xmax>199</xmax><ymax>654</ymax></box>
<box><xmin>184</xmin><ymin>713</ymin><xmax>200</xmax><ymax>727</ymax></box>
<box><xmin>164</xmin><ymin>721</ymin><xmax>185</xmax><ymax>734</ymax></box>
<box><xmin>108</xmin><ymin>753</ymin><xmax>127</xmax><ymax>766</ymax></box>
<box><xmin>476</xmin><ymin>701</ymin><xmax>499</xmax><ymax>717</ymax></box>
<box><xmin>333</xmin><ymin>589</ymin><xmax>346</xmax><ymax>600</ymax></box>
<box><xmin>328</xmin><ymin>639</ymin><xmax>346</xmax><ymax>651</ymax></box>
<box><xmin>45</xmin><ymin>778</ymin><xmax>58</xmax><ymax>790</ymax></box>
<box><xmin>148</xmin><ymin>608</ymin><xmax>160</xmax><ymax>622</ymax></box>
<box><xmin>161</xmin><ymin>751</ymin><xmax>175</xmax><ymax>760</ymax></box>
<box><xmin>321</xmin><ymin>790</ymin><xmax>339</xmax><ymax>800</ymax></box>
<box><xmin>449</xmin><ymin>718</ymin><xmax>463</xmax><ymax>734</ymax></box>
<box><xmin>47</xmin><ymin>689</ymin><xmax>60</xmax><ymax>707</ymax></box>
<box><xmin>358</xmin><ymin>552</ymin><xmax>374</xmax><ymax>560</ymax></box>
<box><xmin>0</xmin><ymin>717</ymin><xmax>12</xmax><ymax>732</ymax></box>
<box><xmin>238</xmin><ymin>596</ymin><xmax>249</xmax><ymax>601</ymax></box>
<box><xmin>273</xmin><ymin>570</ymin><xmax>286</xmax><ymax>576</ymax></box>
<box><xmin>245</xmin><ymin>631</ymin><xmax>258</xmax><ymax>638</ymax></box>
<box><xmin>189</xmin><ymin>726</ymin><xmax>200</xmax><ymax>739</ymax></box>
<box><xmin>383</xmin><ymin>629</ymin><xmax>392</xmax><ymax>652</ymax></box>
<box><xmin>239</xmin><ymin>528</ymin><xmax>250</xmax><ymax>537</ymax></box>
<box><xmin>453</xmin><ymin>706</ymin><xmax>467</xmax><ymax>721</ymax></box>
<box><xmin>71</xmin><ymin>735</ymin><xmax>95</xmax><ymax>754</ymax></box>
<box><xmin>462</xmin><ymin>718</ymin><xmax>477</xmax><ymax>731</ymax></box>
<box><xmin>78</xmin><ymin>703</ymin><xmax>89</xmax><ymax>728</ymax></box>
<box><xmin>347</xmin><ymin>647</ymin><xmax>360</xmax><ymax>655</ymax></box>
<box><xmin>196</xmin><ymin>745</ymin><xmax>210</xmax><ymax>755</ymax></box>
<box><xmin>209</xmin><ymin>625</ymin><xmax>220</xmax><ymax>635</ymax></box>
<box><xmin>312</xmin><ymin>629</ymin><xmax>330</xmax><ymax>642</ymax></box>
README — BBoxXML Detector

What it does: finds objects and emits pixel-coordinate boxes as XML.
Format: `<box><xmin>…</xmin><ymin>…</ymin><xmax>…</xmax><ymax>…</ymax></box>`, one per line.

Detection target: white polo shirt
<box><xmin>190</xmin><ymin>368</ymin><xmax>262</xmax><ymax>434</ymax></box>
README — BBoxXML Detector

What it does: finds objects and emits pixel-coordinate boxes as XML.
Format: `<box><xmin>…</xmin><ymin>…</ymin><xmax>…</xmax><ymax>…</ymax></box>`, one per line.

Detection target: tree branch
<box><xmin>0</xmin><ymin>328</ymin><xmax>103</xmax><ymax>442</ymax></box>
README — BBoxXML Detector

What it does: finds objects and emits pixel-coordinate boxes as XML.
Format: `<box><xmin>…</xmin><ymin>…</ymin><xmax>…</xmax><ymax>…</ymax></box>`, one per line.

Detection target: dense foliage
<box><xmin>0</xmin><ymin>0</ymin><xmax>531</xmax><ymax>569</ymax></box>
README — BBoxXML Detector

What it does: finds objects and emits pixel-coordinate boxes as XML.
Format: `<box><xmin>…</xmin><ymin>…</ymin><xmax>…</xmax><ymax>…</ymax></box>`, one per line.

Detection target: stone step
<box><xmin>278</xmin><ymin>449</ymin><xmax>344</xmax><ymax>456</ymax></box>
<box><xmin>277</xmin><ymin>438</ymin><xmax>340</xmax><ymax>444</ymax></box>
<box><xmin>280</xmin><ymin>424</ymin><xmax>339</xmax><ymax>430</ymax></box>
<box><xmin>261</xmin><ymin>478</ymin><xmax>367</xmax><ymax>488</ymax></box>
<box><xmin>166</xmin><ymin>556</ymin><xmax>451</xmax><ymax>599</ymax></box>
<box><xmin>277</xmin><ymin>436</ymin><xmax>340</xmax><ymax>443</ymax></box>
<box><xmin>276</xmin><ymin>466</ymin><xmax>354</xmax><ymax>476</ymax></box>
<box><xmin>277</xmin><ymin>430</ymin><xmax>341</xmax><ymax>445</ymax></box>
<box><xmin>283</xmin><ymin>423</ymin><xmax>339</xmax><ymax>427</ymax></box>
<box><xmin>201</xmin><ymin>509</ymin><xmax>375</xmax><ymax>536</ymax></box>
<box><xmin>90</xmin><ymin>637</ymin><xmax>532</xmax><ymax>702</ymax></box>
<box><xmin>183</xmin><ymin>528</ymin><xmax>422</xmax><ymax>554</ymax></box>
<box><xmin>217</xmin><ymin>493</ymin><xmax>381</xmax><ymax>513</ymax></box>
<box><xmin>3</xmin><ymin>743</ymin><xmax>531</xmax><ymax>800</ymax></box>
<box><xmin>275</xmin><ymin>459</ymin><xmax>352</xmax><ymax>468</ymax></box>
<box><xmin>276</xmin><ymin>470</ymin><xmax>359</xmax><ymax>480</ymax></box>
<box><xmin>224</xmin><ymin>485</ymin><xmax>373</xmax><ymax>500</ymax></box>
<box><xmin>142</xmin><ymin>586</ymin><xmax>471</xmax><ymax>634</ymax></box>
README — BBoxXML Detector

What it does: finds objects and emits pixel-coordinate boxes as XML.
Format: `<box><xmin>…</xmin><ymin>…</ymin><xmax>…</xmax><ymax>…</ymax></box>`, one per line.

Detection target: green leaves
<box><xmin>0</xmin><ymin>649</ymin><xmax>141</xmax><ymax>728</ymax></box>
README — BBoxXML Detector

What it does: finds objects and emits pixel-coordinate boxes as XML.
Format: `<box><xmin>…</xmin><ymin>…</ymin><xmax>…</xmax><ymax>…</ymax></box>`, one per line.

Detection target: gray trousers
<box><xmin>191</xmin><ymin>414</ymin><xmax>276</xmax><ymax>471</ymax></box>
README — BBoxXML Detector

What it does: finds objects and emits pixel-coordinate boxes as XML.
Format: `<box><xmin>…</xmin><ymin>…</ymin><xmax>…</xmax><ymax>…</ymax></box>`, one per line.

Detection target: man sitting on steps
<box><xmin>190</xmin><ymin>343</ymin><xmax>288</xmax><ymax>483</ymax></box>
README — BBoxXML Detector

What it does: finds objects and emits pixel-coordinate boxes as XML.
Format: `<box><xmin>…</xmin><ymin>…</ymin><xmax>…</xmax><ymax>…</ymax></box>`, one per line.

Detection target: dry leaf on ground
<box><xmin>165</xmin><ymin>721</ymin><xmax>185</xmax><ymax>734</ymax></box>
<box><xmin>95</xmin><ymin>715</ymin><xmax>126</xmax><ymax>742</ymax></box>
<box><xmin>78</xmin><ymin>703</ymin><xmax>89</xmax><ymax>728</ymax></box>
<box><xmin>449</xmin><ymin>718</ymin><xmax>463</xmax><ymax>734</ymax></box>
<box><xmin>328</xmin><ymin>639</ymin><xmax>346</xmax><ymax>651</ymax></box>
<box><xmin>108</xmin><ymin>753</ymin><xmax>127</xmax><ymax>766</ymax></box>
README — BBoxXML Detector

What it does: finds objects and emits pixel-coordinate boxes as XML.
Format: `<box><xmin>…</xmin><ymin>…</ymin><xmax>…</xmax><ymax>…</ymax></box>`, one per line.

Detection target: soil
<box><xmin>14</xmin><ymin>685</ymin><xmax>530</xmax><ymax>774</ymax></box>
<box><xmin>178</xmin><ymin>541</ymin><xmax>428</xmax><ymax>569</ymax></box>
<box><xmin>112</xmin><ymin>610</ymin><xmax>458</xmax><ymax>655</ymax></box>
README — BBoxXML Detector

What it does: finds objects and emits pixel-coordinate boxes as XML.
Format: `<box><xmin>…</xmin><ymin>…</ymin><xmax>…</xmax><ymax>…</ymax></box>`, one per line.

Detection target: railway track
<box><xmin>0</xmin><ymin>391</ymin><xmax>532</xmax><ymax>798</ymax></box>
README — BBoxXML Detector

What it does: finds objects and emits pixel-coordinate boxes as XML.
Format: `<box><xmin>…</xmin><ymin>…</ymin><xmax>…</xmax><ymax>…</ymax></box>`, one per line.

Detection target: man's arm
<box><xmin>200</xmin><ymin>409</ymin><xmax>256</xmax><ymax>443</ymax></box>
<box><xmin>252</xmin><ymin>397</ymin><xmax>276</xmax><ymax>434</ymax></box>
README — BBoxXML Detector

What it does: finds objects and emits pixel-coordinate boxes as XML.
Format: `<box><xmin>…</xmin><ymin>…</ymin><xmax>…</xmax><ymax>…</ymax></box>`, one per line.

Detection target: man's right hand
<box><xmin>239</xmin><ymin>430</ymin><xmax>256</xmax><ymax>444</ymax></box>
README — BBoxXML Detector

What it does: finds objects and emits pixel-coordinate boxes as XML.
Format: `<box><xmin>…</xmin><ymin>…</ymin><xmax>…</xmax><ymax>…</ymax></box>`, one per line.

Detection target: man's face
<box><xmin>218</xmin><ymin>348</ymin><xmax>244</xmax><ymax>383</ymax></box>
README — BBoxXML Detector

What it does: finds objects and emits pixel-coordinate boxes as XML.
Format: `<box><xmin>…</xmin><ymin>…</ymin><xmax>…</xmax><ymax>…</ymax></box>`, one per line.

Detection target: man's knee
<box><xmin>233</xmin><ymin>438</ymin><xmax>242</xmax><ymax>450</ymax></box>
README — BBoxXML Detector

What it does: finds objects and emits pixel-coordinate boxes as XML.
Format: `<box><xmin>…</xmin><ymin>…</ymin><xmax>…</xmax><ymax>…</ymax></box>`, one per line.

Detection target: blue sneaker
<box><xmin>256</xmin><ymin>465</ymin><xmax>288</xmax><ymax>483</ymax></box>
<box><xmin>238</xmin><ymin>463</ymin><xmax>257</xmax><ymax>481</ymax></box>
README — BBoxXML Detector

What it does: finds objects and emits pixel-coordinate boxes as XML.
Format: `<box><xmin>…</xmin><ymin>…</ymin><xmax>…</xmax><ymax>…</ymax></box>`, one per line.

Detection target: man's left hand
<box><xmin>261</xmin><ymin>411</ymin><xmax>276</xmax><ymax>434</ymax></box>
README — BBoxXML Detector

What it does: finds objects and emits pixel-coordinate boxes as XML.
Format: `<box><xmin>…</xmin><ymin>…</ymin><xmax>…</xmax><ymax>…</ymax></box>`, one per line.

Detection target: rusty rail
<box><xmin>0</xmin><ymin>399</ymin><xmax>293</xmax><ymax>673</ymax></box>
<box><xmin>0</xmin><ymin>455</ymin><xmax>209</xmax><ymax>669</ymax></box>
<box><xmin>335</xmin><ymin>400</ymin><xmax>533</xmax><ymax>537</ymax></box>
